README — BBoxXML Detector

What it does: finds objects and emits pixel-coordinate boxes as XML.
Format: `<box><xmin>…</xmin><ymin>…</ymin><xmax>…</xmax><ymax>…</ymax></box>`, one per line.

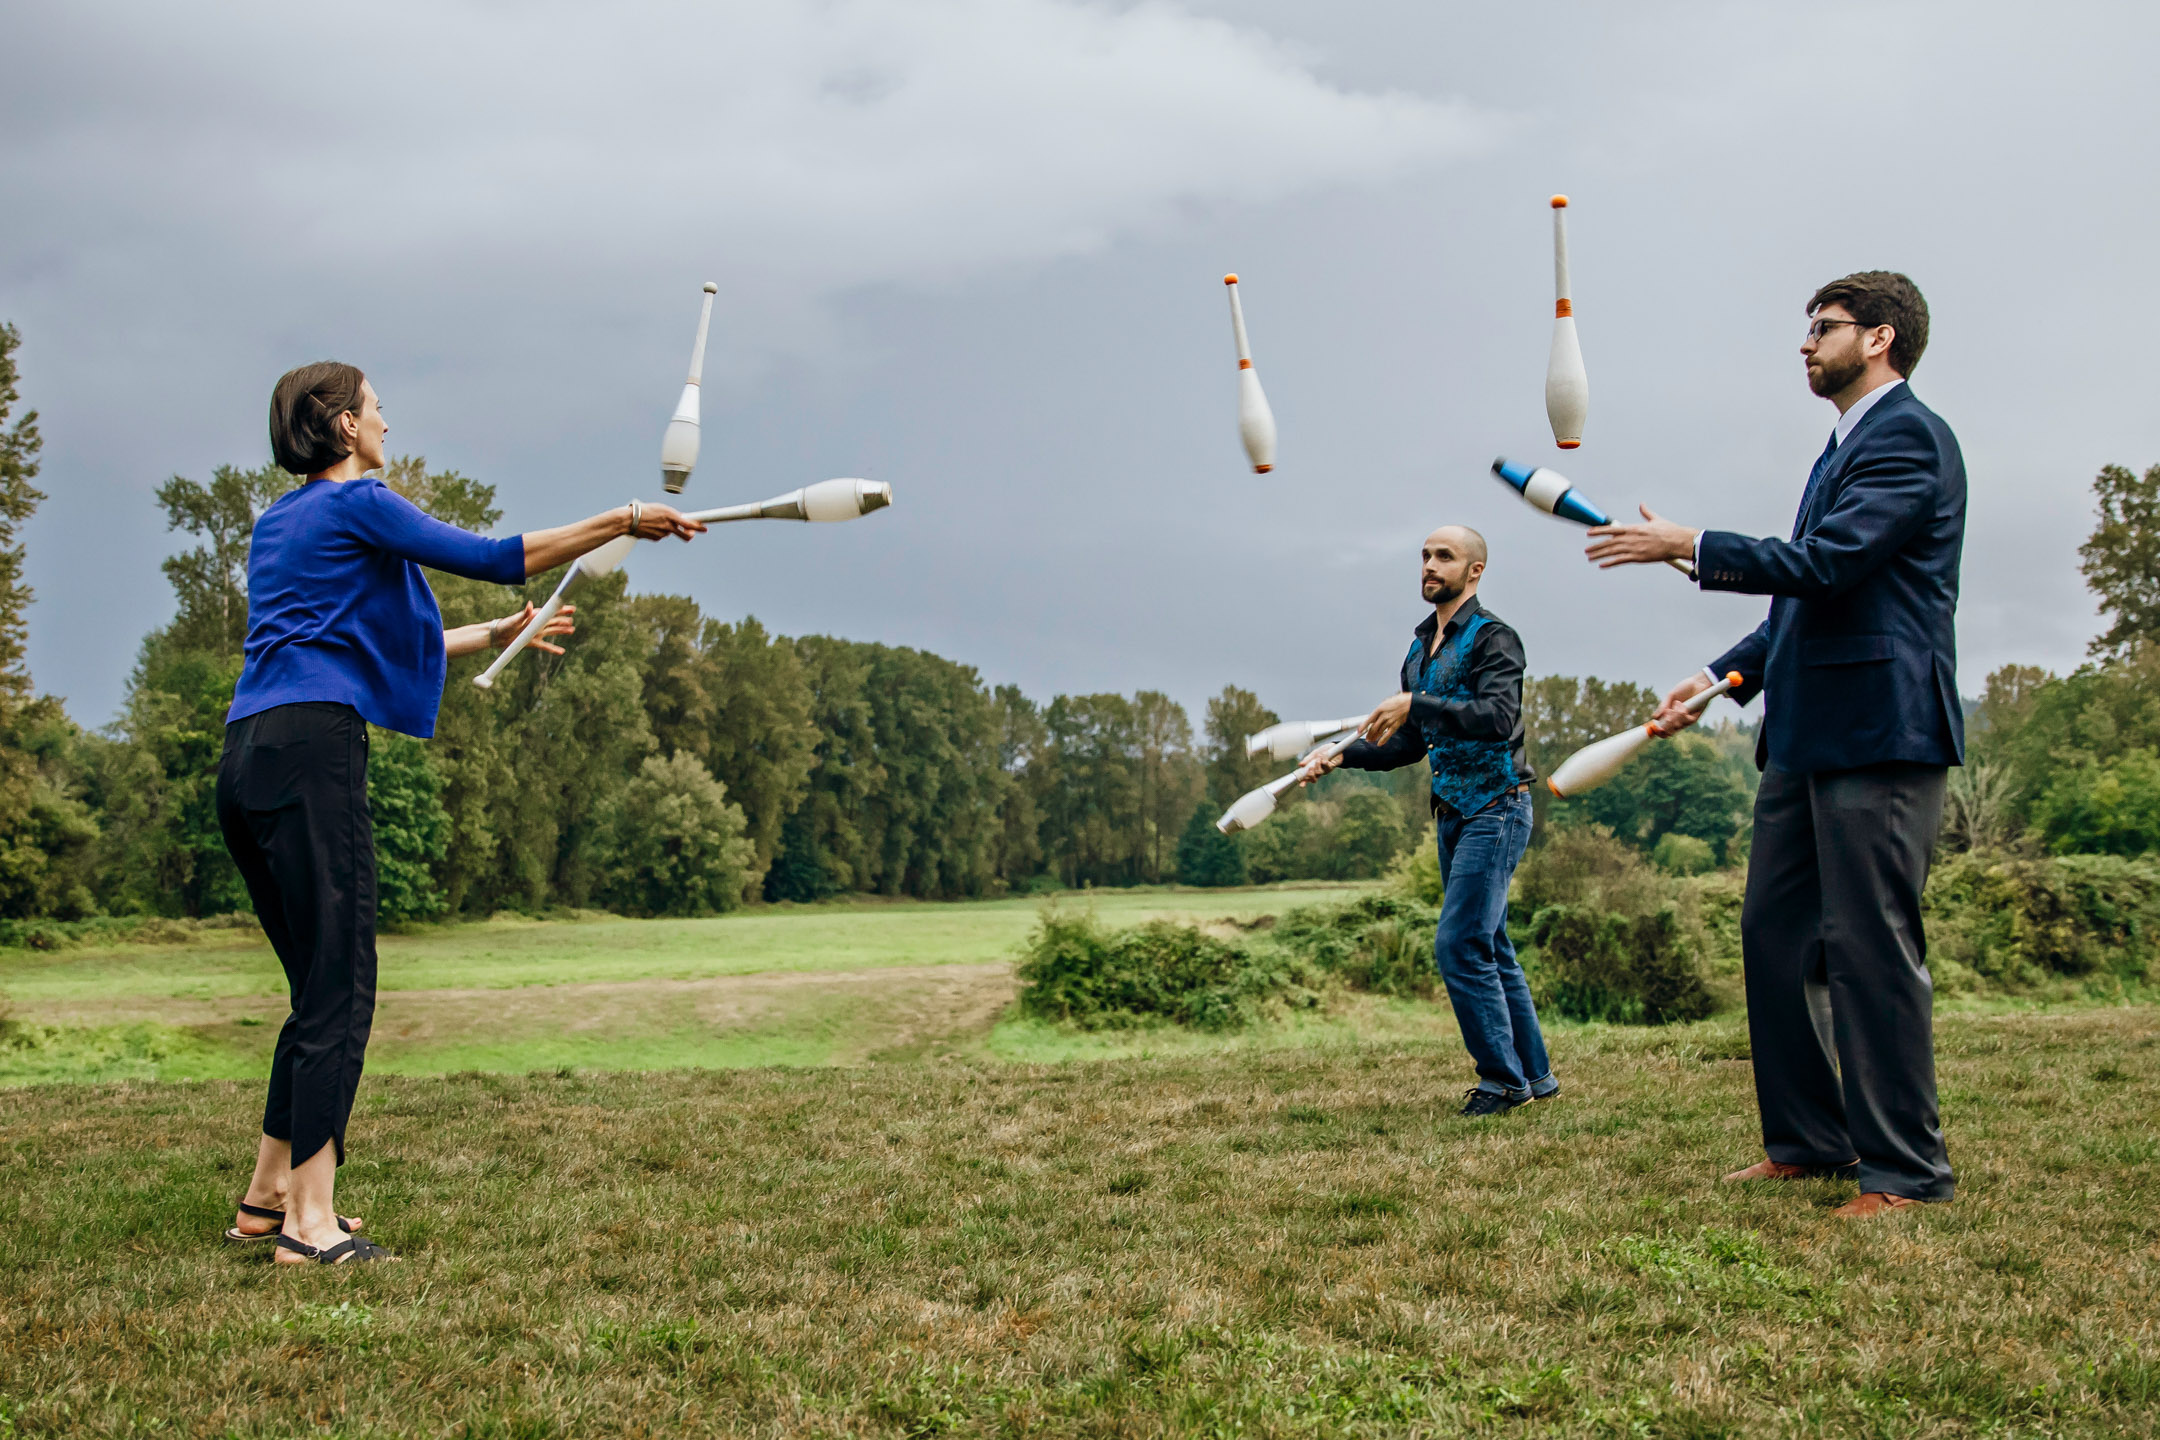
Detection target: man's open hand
<box><xmin>1359</xmin><ymin>692</ymin><xmax>1415</xmax><ymax>746</ymax></box>
<box><xmin>1585</xmin><ymin>505</ymin><xmax>1699</xmax><ymax>569</ymax></box>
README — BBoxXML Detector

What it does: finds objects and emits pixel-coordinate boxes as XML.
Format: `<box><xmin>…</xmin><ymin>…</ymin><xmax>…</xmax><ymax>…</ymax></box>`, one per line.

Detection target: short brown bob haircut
<box><xmin>269</xmin><ymin>361</ymin><xmax>368</xmax><ymax>475</ymax></box>
<box><xmin>1807</xmin><ymin>271</ymin><xmax>1929</xmax><ymax>377</ymax></box>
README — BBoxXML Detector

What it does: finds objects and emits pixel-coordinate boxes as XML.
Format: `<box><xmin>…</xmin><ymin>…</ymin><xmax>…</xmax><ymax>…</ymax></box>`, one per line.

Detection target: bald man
<box><xmin>1303</xmin><ymin>526</ymin><xmax>1554</xmax><ymax>1115</ymax></box>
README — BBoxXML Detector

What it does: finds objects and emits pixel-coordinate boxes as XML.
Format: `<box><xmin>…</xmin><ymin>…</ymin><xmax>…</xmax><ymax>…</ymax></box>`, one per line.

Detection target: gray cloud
<box><xmin>2</xmin><ymin>0</ymin><xmax>2155</xmax><ymax>730</ymax></box>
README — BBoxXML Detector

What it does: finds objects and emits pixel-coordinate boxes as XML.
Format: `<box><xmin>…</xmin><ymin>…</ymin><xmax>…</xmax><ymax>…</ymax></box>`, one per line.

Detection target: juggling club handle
<box><xmin>1667</xmin><ymin>670</ymin><xmax>1742</xmax><ymax>726</ymax></box>
<box><xmin>472</xmin><ymin>574</ymin><xmax>576</xmax><ymax>690</ymax></box>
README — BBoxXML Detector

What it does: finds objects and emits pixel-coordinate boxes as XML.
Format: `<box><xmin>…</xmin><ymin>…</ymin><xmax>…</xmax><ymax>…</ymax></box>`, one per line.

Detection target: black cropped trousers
<box><xmin>216</xmin><ymin>702</ymin><xmax>377</xmax><ymax>1169</ymax></box>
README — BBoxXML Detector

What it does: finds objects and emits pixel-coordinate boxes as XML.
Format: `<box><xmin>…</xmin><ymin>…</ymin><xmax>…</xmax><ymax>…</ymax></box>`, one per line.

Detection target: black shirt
<box><xmin>1337</xmin><ymin>594</ymin><xmax>1537</xmax><ymax>787</ymax></box>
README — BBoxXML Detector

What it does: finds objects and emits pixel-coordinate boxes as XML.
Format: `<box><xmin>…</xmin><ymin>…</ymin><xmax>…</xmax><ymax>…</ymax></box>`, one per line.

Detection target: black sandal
<box><xmin>224</xmin><ymin>1200</ymin><xmax>363</xmax><ymax>1244</ymax></box>
<box><xmin>273</xmin><ymin>1232</ymin><xmax>395</xmax><ymax>1265</ymax></box>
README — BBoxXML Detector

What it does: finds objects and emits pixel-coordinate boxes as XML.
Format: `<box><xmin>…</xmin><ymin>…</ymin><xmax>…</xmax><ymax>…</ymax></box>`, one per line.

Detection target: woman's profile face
<box><xmin>338</xmin><ymin>381</ymin><xmax>389</xmax><ymax>472</ymax></box>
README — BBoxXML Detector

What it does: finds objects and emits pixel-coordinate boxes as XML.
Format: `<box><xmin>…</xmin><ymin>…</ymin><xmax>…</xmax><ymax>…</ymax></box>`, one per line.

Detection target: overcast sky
<box><xmin>4</xmin><ymin>1</ymin><xmax>2155</xmax><ymax>729</ymax></box>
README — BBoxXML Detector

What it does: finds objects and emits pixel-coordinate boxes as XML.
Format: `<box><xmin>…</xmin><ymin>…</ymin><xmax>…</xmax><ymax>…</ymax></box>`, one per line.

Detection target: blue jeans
<box><xmin>1433</xmin><ymin>790</ymin><xmax>1555</xmax><ymax>1099</ymax></box>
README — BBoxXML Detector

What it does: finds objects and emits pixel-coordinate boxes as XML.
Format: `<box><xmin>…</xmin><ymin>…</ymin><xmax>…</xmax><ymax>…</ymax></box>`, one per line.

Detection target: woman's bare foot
<box><xmin>273</xmin><ymin>1219</ymin><xmax>394</xmax><ymax>1264</ymax></box>
<box><xmin>231</xmin><ymin>1194</ymin><xmax>363</xmax><ymax>1240</ymax></box>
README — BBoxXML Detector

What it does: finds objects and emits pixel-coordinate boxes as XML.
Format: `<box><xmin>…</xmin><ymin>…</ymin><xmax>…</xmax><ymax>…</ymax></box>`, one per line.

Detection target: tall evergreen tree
<box><xmin>1174</xmin><ymin>800</ymin><xmax>1245</xmax><ymax>887</ymax></box>
<box><xmin>0</xmin><ymin>323</ymin><xmax>96</xmax><ymax>918</ymax></box>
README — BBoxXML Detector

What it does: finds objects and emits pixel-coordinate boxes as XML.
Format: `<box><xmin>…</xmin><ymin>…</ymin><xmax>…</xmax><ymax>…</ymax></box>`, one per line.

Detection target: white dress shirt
<box><xmin>1695</xmin><ymin>377</ymin><xmax>1907</xmax><ymax>684</ymax></box>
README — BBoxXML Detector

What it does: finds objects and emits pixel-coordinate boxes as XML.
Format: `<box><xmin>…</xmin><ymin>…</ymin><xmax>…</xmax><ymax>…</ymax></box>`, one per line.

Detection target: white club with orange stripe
<box><xmin>1544</xmin><ymin>196</ymin><xmax>1588</xmax><ymax>450</ymax></box>
<box><xmin>1546</xmin><ymin>672</ymin><xmax>1741</xmax><ymax>797</ymax></box>
<box><xmin>1224</xmin><ymin>274</ymin><xmax>1278</xmax><ymax>474</ymax></box>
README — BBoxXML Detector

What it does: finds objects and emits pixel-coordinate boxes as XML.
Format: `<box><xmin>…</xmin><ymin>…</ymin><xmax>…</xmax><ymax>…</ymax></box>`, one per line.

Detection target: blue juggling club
<box><xmin>1490</xmin><ymin>457</ymin><xmax>1610</xmax><ymax>527</ymax></box>
<box><xmin>1489</xmin><ymin>456</ymin><xmax>1696</xmax><ymax>578</ymax></box>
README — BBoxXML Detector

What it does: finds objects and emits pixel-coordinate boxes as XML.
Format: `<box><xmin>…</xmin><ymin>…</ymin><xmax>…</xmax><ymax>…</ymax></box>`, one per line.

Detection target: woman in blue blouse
<box><xmin>219</xmin><ymin>361</ymin><xmax>704</xmax><ymax>1265</ymax></box>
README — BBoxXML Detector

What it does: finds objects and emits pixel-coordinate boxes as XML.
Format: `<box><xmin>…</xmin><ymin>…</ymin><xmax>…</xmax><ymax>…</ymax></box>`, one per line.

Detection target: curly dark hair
<box><xmin>268</xmin><ymin>361</ymin><xmax>367</xmax><ymax>475</ymax></box>
<box><xmin>1807</xmin><ymin>271</ymin><xmax>1929</xmax><ymax>376</ymax></box>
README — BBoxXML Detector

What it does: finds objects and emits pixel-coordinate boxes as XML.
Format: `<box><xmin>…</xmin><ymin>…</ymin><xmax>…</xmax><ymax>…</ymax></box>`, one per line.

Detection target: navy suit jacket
<box><xmin>1701</xmin><ymin>383</ymin><xmax>1965</xmax><ymax>774</ymax></box>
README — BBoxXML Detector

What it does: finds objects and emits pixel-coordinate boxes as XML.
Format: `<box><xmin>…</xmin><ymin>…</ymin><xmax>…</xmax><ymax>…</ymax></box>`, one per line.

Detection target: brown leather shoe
<box><xmin>1721</xmin><ymin>1158</ymin><xmax>1816</xmax><ymax>1183</ymax></box>
<box><xmin>1831</xmin><ymin>1191</ymin><xmax>1924</xmax><ymax>1219</ymax></box>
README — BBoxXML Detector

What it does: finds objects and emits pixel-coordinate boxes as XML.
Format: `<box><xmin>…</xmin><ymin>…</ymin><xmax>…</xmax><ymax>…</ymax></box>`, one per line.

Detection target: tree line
<box><xmin>0</xmin><ymin>323</ymin><xmax>1768</xmax><ymax>924</ymax></box>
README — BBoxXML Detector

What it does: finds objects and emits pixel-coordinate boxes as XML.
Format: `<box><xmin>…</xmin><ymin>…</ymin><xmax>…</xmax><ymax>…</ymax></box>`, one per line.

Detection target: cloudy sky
<box><xmin>3</xmin><ymin>1</ymin><xmax>2155</xmax><ymax>728</ymax></box>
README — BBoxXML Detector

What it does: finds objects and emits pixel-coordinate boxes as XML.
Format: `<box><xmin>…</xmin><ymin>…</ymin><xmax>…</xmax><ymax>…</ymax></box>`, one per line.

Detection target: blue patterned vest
<box><xmin>1406</xmin><ymin>615</ymin><xmax>1521</xmax><ymax>815</ymax></box>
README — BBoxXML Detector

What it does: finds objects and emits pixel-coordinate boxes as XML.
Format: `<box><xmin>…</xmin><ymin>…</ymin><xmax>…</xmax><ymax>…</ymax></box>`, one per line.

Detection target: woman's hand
<box><xmin>626</xmin><ymin>501</ymin><xmax>704</xmax><ymax>542</ymax></box>
<box><xmin>443</xmin><ymin>603</ymin><xmax>577</xmax><ymax>659</ymax></box>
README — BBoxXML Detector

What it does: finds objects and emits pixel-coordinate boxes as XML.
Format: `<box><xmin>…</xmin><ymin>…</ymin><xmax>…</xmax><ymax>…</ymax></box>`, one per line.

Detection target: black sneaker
<box><xmin>1458</xmin><ymin>1088</ymin><xmax>1526</xmax><ymax>1117</ymax></box>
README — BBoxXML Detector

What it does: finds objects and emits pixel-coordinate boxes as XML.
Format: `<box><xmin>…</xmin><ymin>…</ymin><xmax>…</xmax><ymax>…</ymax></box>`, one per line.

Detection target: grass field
<box><xmin>0</xmin><ymin>885</ymin><xmax>1379</xmax><ymax>1083</ymax></box>
<box><xmin>1</xmin><ymin>1005</ymin><xmax>2154</xmax><ymax>1437</ymax></box>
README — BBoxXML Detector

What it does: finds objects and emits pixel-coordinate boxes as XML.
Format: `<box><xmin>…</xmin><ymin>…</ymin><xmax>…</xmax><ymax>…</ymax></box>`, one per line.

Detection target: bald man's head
<box><xmin>1421</xmin><ymin>525</ymin><xmax>1487</xmax><ymax>607</ymax></box>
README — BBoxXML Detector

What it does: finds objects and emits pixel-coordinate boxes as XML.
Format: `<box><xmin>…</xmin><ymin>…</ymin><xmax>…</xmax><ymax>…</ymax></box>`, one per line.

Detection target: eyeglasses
<box><xmin>1805</xmin><ymin>317</ymin><xmax>1871</xmax><ymax>343</ymax></box>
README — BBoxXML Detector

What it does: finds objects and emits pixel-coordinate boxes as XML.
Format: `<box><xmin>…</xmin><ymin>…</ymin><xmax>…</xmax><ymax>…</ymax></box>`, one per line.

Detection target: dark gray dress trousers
<box><xmin>1741</xmin><ymin>761</ymin><xmax>1954</xmax><ymax>1200</ymax></box>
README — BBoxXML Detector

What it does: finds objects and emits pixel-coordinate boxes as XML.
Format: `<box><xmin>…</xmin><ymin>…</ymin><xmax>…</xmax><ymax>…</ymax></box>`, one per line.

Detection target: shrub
<box><xmin>1388</xmin><ymin>841</ymin><xmax>1444</xmax><ymax>905</ymax></box>
<box><xmin>1269</xmin><ymin>893</ymin><xmax>1443</xmax><ymax>999</ymax></box>
<box><xmin>599</xmin><ymin>752</ymin><xmax>755</xmax><ymax>918</ymax></box>
<box><xmin>1015</xmin><ymin>910</ymin><xmax>1272</xmax><ymax>1031</ymax></box>
<box><xmin>1528</xmin><ymin>905</ymin><xmax>1716</xmax><ymax>1025</ymax></box>
<box><xmin>1513</xmin><ymin>823</ymin><xmax>1668</xmax><ymax>920</ymax></box>
<box><xmin>1924</xmin><ymin>851</ymin><xmax>2160</xmax><ymax>993</ymax></box>
<box><xmin>2029</xmin><ymin>749</ymin><xmax>2160</xmax><ymax>856</ymax></box>
<box><xmin>1013</xmin><ymin>894</ymin><xmax>1447</xmax><ymax>1031</ymax></box>
<box><xmin>1651</xmin><ymin>832</ymin><xmax>1717</xmax><ymax>877</ymax></box>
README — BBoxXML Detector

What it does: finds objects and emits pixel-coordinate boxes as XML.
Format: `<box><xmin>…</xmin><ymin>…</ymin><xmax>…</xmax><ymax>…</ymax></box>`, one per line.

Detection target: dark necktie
<box><xmin>1793</xmin><ymin>434</ymin><xmax>1838</xmax><ymax>537</ymax></box>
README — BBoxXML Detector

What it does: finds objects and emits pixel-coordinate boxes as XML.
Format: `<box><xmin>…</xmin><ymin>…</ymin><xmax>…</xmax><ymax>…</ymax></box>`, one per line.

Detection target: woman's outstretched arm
<box><xmin>343</xmin><ymin>485</ymin><xmax>706</xmax><ymax>583</ymax></box>
<box><xmin>520</xmin><ymin>502</ymin><xmax>704</xmax><ymax>576</ymax></box>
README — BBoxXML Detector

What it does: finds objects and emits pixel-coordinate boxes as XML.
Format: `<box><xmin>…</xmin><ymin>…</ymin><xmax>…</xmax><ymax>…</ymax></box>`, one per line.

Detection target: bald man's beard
<box><xmin>1422</xmin><ymin>574</ymin><xmax>1465</xmax><ymax>605</ymax></box>
<box><xmin>1807</xmin><ymin>349</ymin><xmax>1868</xmax><ymax>398</ymax></box>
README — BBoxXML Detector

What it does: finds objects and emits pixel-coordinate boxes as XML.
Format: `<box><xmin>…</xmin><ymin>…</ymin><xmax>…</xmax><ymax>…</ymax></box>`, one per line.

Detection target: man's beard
<box><xmin>1422</xmin><ymin>575</ymin><xmax>1463</xmax><ymax>605</ymax></box>
<box><xmin>1808</xmin><ymin>350</ymin><xmax>1867</xmax><ymax>397</ymax></box>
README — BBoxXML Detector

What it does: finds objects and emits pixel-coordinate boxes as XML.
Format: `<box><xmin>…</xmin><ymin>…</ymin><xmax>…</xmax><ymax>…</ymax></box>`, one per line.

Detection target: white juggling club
<box><xmin>471</xmin><ymin>534</ymin><xmax>639</xmax><ymax>690</ymax></box>
<box><xmin>1545</xmin><ymin>196</ymin><xmax>1588</xmax><ymax>450</ymax></box>
<box><xmin>1217</xmin><ymin>733</ymin><xmax>1359</xmax><ymax>835</ymax></box>
<box><xmin>472</xmin><ymin>481</ymin><xmax>894</xmax><ymax>690</ymax></box>
<box><xmin>659</xmin><ymin>282</ymin><xmax>718</xmax><ymax>495</ymax></box>
<box><xmin>1546</xmin><ymin>671</ymin><xmax>1741</xmax><ymax>797</ymax></box>
<box><xmin>1224</xmin><ymin>274</ymin><xmax>1277</xmax><ymax>474</ymax></box>
<box><xmin>680</xmin><ymin>478</ymin><xmax>891</xmax><ymax>525</ymax></box>
<box><xmin>1245</xmin><ymin>715</ymin><xmax>1369</xmax><ymax>764</ymax></box>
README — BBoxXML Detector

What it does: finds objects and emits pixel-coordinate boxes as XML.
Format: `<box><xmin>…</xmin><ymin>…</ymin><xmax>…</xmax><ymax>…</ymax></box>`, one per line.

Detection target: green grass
<box><xmin>1</xmin><ymin>1007</ymin><xmax>2154</xmax><ymax>1436</ymax></box>
<box><xmin>0</xmin><ymin>885</ymin><xmax>1376</xmax><ymax>1083</ymax></box>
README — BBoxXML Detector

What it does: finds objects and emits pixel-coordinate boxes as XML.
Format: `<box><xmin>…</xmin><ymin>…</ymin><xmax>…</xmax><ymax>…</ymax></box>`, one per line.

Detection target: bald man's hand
<box><xmin>1584</xmin><ymin>506</ymin><xmax>1699</xmax><ymax>569</ymax></box>
<box><xmin>1360</xmin><ymin>693</ymin><xmax>1414</xmax><ymax>746</ymax></box>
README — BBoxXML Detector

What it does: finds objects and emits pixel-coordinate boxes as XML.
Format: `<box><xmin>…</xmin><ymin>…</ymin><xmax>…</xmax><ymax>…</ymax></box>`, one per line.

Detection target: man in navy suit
<box><xmin>1583</xmin><ymin>272</ymin><xmax>1962</xmax><ymax>1218</ymax></box>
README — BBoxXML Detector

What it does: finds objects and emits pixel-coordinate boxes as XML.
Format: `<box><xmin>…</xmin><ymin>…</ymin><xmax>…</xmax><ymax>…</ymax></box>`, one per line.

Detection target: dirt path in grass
<box><xmin>376</xmin><ymin>962</ymin><xmax>1020</xmax><ymax>1059</ymax></box>
<box><xmin>28</xmin><ymin>962</ymin><xmax>1021</xmax><ymax>1065</ymax></box>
